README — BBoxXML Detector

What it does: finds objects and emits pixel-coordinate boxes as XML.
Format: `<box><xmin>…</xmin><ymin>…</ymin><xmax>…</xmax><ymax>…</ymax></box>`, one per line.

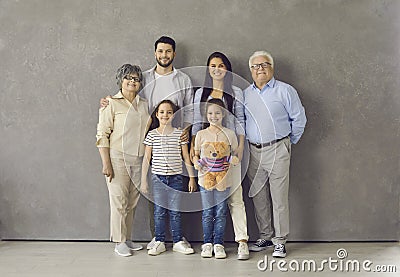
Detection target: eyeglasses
<box><xmin>124</xmin><ymin>75</ymin><xmax>141</xmax><ymax>82</ymax></box>
<box><xmin>250</xmin><ymin>62</ymin><xmax>272</xmax><ymax>70</ymax></box>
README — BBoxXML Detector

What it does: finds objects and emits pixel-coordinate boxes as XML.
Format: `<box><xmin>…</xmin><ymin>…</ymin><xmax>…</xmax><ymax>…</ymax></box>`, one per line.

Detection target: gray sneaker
<box><xmin>126</xmin><ymin>240</ymin><xmax>143</xmax><ymax>251</ymax></box>
<box><xmin>114</xmin><ymin>242</ymin><xmax>132</xmax><ymax>257</ymax></box>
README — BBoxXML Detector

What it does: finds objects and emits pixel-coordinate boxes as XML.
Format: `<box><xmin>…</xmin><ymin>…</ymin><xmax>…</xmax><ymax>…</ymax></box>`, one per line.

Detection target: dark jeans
<box><xmin>200</xmin><ymin>186</ymin><xmax>230</xmax><ymax>245</ymax></box>
<box><xmin>152</xmin><ymin>174</ymin><xmax>183</xmax><ymax>243</ymax></box>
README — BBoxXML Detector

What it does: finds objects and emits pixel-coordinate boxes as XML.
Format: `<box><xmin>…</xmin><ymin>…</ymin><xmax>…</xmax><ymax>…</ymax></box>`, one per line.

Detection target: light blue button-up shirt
<box><xmin>244</xmin><ymin>77</ymin><xmax>306</xmax><ymax>144</ymax></box>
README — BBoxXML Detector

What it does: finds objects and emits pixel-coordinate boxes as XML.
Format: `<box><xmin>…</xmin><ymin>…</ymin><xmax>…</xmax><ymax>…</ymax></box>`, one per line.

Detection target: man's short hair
<box><xmin>249</xmin><ymin>51</ymin><xmax>274</xmax><ymax>68</ymax></box>
<box><xmin>154</xmin><ymin>36</ymin><xmax>176</xmax><ymax>51</ymax></box>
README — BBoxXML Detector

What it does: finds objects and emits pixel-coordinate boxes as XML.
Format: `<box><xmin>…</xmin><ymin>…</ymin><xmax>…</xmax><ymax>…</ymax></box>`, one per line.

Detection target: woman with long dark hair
<box><xmin>191</xmin><ymin>52</ymin><xmax>249</xmax><ymax>260</ymax></box>
<box><xmin>191</xmin><ymin>52</ymin><xmax>244</xmax><ymax>155</ymax></box>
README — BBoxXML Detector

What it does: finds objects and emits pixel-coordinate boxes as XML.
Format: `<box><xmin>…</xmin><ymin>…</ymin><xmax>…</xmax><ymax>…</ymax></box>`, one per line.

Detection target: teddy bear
<box><xmin>194</xmin><ymin>141</ymin><xmax>239</xmax><ymax>191</ymax></box>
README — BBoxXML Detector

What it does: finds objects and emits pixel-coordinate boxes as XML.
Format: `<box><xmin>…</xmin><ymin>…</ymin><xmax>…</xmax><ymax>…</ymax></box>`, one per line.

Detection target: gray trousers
<box><xmin>247</xmin><ymin>138</ymin><xmax>291</xmax><ymax>245</ymax></box>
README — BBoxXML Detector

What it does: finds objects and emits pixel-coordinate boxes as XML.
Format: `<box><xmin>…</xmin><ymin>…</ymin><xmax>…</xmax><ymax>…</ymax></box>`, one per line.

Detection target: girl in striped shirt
<box><xmin>141</xmin><ymin>100</ymin><xmax>196</xmax><ymax>256</ymax></box>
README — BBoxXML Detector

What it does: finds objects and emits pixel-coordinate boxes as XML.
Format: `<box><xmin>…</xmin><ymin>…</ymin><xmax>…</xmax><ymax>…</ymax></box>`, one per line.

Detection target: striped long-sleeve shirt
<box><xmin>143</xmin><ymin>128</ymin><xmax>186</xmax><ymax>175</ymax></box>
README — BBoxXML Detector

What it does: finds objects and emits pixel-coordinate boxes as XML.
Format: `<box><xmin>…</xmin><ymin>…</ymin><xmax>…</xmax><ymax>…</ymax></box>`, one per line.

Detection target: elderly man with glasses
<box><xmin>244</xmin><ymin>51</ymin><xmax>307</xmax><ymax>258</ymax></box>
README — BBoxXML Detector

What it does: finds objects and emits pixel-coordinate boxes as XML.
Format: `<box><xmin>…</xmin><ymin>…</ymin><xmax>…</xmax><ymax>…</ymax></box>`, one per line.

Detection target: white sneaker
<box><xmin>148</xmin><ymin>241</ymin><xmax>166</xmax><ymax>256</ymax></box>
<box><xmin>173</xmin><ymin>241</ymin><xmax>194</xmax><ymax>255</ymax></box>
<box><xmin>147</xmin><ymin>236</ymin><xmax>189</xmax><ymax>249</ymax></box>
<box><xmin>146</xmin><ymin>237</ymin><xmax>156</xmax><ymax>250</ymax></box>
<box><xmin>237</xmin><ymin>241</ymin><xmax>249</xmax><ymax>260</ymax></box>
<box><xmin>214</xmin><ymin>244</ymin><xmax>226</xmax><ymax>259</ymax></box>
<box><xmin>114</xmin><ymin>242</ymin><xmax>132</xmax><ymax>257</ymax></box>
<box><xmin>201</xmin><ymin>243</ymin><xmax>213</xmax><ymax>258</ymax></box>
<box><xmin>182</xmin><ymin>236</ymin><xmax>192</xmax><ymax>248</ymax></box>
<box><xmin>125</xmin><ymin>240</ymin><xmax>143</xmax><ymax>251</ymax></box>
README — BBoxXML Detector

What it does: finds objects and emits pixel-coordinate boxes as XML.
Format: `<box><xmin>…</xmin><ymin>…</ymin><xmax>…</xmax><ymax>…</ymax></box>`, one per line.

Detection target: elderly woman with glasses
<box><xmin>96</xmin><ymin>64</ymin><xmax>151</xmax><ymax>257</ymax></box>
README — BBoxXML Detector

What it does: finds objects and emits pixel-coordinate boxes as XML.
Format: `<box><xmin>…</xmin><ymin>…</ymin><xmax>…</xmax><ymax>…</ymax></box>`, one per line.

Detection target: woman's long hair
<box><xmin>200</xmin><ymin>52</ymin><xmax>234</xmax><ymax>116</ymax></box>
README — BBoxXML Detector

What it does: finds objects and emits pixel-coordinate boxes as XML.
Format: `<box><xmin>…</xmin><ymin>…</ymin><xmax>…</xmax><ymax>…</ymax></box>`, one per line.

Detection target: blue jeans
<box><xmin>152</xmin><ymin>174</ymin><xmax>183</xmax><ymax>243</ymax></box>
<box><xmin>200</xmin><ymin>186</ymin><xmax>230</xmax><ymax>245</ymax></box>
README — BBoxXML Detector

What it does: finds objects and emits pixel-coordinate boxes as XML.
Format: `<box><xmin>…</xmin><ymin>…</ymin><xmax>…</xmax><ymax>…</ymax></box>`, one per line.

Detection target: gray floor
<box><xmin>0</xmin><ymin>241</ymin><xmax>399</xmax><ymax>276</ymax></box>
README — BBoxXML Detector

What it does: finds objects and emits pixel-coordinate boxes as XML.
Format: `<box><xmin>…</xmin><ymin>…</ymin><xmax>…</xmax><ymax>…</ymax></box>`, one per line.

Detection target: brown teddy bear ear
<box><xmin>218</xmin><ymin>142</ymin><xmax>228</xmax><ymax>153</ymax></box>
<box><xmin>209</xmin><ymin>142</ymin><xmax>217</xmax><ymax>150</ymax></box>
<box><xmin>202</xmin><ymin>142</ymin><xmax>214</xmax><ymax>155</ymax></box>
<box><xmin>202</xmin><ymin>142</ymin><xmax>212</xmax><ymax>151</ymax></box>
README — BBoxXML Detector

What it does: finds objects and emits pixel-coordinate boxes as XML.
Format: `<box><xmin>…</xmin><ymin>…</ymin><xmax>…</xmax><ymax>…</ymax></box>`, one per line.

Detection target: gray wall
<box><xmin>0</xmin><ymin>0</ymin><xmax>399</xmax><ymax>241</ymax></box>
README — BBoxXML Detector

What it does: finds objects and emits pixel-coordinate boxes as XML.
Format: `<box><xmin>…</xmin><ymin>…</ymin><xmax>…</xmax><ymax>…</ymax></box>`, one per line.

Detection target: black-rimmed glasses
<box><xmin>250</xmin><ymin>62</ymin><xmax>272</xmax><ymax>70</ymax></box>
<box><xmin>124</xmin><ymin>75</ymin><xmax>141</xmax><ymax>82</ymax></box>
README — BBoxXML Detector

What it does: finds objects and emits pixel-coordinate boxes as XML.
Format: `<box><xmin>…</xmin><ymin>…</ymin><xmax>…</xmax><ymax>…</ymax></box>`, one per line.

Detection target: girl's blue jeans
<box><xmin>152</xmin><ymin>174</ymin><xmax>183</xmax><ymax>243</ymax></box>
<box><xmin>200</xmin><ymin>186</ymin><xmax>230</xmax><ymax>245</ymax></box>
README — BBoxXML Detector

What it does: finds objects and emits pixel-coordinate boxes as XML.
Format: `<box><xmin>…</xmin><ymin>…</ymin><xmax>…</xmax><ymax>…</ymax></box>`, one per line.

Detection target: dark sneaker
<box><xmin>249</xmin><ymin>239</ymin><xmax>274</xmax><ymax>252</ymax></box>
<box><xmin>272</xmin><ymin>244</ymin><xmax>286</xmax><ymax>258</ymax></box>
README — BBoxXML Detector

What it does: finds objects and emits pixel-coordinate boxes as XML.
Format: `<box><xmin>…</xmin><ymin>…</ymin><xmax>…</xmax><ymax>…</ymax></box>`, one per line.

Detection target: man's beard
<box><xmin>156</xmin><ymin>57</ymin><xmax>174</xmax><ymax>68</ymax></box>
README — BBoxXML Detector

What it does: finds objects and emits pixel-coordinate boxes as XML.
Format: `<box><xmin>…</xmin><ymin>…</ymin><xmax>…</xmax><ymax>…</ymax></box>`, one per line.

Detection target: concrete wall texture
<box><xmin>0</xmin><ymin>0</ymin><xmax>399</xmax><ymax>241</ymax></box>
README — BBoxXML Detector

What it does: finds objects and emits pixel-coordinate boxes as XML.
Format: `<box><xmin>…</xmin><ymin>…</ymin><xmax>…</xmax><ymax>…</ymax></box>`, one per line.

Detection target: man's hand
<box><xmin>100</xmin><ymin>96</ymin><xmax>112</xmax><ymax>108</ymax></box>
